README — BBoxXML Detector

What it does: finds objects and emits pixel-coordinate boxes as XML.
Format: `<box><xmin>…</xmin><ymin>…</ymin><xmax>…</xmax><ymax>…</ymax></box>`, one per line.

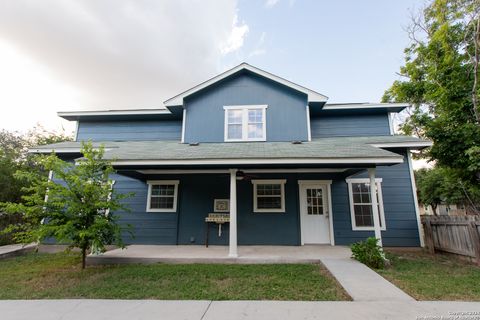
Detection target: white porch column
<box><xmin>229</xmin><ymin>168</ymin><xmax>238</xmax><ymax>257</ymax></box>
<box><xmin>368</xmin><ymin>168</ymin><xmax>383</xmax><ymax>247</ymax></box>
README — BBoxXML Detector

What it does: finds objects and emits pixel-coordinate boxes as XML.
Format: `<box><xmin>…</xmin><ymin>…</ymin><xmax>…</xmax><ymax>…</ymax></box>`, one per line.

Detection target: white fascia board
<box><xmin>58</xmin><ymin>109</ymin><xmax>171</xmax><ymax>119</ymax></box>
<box><xmin>323</xmin><ymin>103</ymin><xmax>409</xmax><ymax>110</ymax></box>
<box><xmin>112</xmin><ymin>157</ymin><xmax>403</xmax><ymax>166</ymax></box>
<box><xmin>137</xmin><ymin>168</ymin><xmax>347</xmax><ymax>174</ymax></box>
<box><xmin>370</xmin><ymin>141</ymin><xmax>433</xmax><ymax>149</ymax></box>
<box><xmin>29</xmin><ymin>148</ymin><xmax>83</xmax><ymax>153</ymax></box>
<box><xmin>164</xmin><ymin>63</ymin><xmax>328</xmax><ymax>107</ymax></box>
<box><xmin>29</xmin><ymin>147</ymin><xmax>110</xmax><ymax>154</ymax></box>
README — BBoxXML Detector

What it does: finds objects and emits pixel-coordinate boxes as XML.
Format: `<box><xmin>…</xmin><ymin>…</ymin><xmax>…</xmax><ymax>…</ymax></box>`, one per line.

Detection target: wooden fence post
<box><xmin>468</xmin><ymin>221</ymin><xmax>480</xmax><ymax>266</ymax></box>
<box><xmin>423</xmin><ymin>218</ymin><xmax>435</xmax><ymax>254</ymax></box>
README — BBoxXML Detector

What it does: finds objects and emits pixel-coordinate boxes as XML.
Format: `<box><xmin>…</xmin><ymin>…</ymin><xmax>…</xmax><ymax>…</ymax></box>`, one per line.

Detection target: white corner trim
<box><xmin>388</xmin><ymin>112</ymin><xmax>394</xmax><ymax>135</ymax></box>
<box><xmin>251</xmin><ymin>179</ymin><xmax>286</xmax><ymax>213</ymax></box>
<box><xmin>164</xmin><ymin>63</ymin><xmax>328</xmax><ymax>107</ymax></box>
<box><xmin>306</xmin><ymin>105</ymin><xmax>312</xmax><ymax>142</ymax></box>
<box><xmin>407</xmin><ymin>150</ymin><xmax>425</xmax><ymax>247</ymax></box>
<box><xmin>346</xmin><ymin>178</ymin><xmax>387</xmax><ymax>231</ymax></box>
<box><xmin>224</xmin><ymin>105</ymin><xmax>267</xmax><ymax>142</ymax></box>
<box><xmin>74</xmin><ymin>121</ymin><xmax>79</xmax><ymax>141</ymax></box>
<box><xmin>181</xmin><ymin>108</ymin><xmax>187</xmax><ymax>143</ymax></box>
<box><xmin>146</xmin><ymin>180</ymin><xmax>180</xmax><ymax>213</ymax></box>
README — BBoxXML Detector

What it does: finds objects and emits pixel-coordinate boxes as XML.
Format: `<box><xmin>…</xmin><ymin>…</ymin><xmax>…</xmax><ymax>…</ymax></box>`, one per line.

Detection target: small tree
<box><xmin>415</xmin><ymin>167</ymin><xmax>467</xmax><ymax>215</ymax></box>
<box><xmin>2</xmin><ymin>142</ymin><xmax>132</xmax><ymax>268</ymax></box>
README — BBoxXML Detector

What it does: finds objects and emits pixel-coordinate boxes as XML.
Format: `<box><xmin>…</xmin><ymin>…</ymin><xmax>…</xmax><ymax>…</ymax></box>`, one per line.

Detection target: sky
<box><xmin>0</xmin><ymin>0</ymin><xmax>422</xmax><ymax>134</ymax></box>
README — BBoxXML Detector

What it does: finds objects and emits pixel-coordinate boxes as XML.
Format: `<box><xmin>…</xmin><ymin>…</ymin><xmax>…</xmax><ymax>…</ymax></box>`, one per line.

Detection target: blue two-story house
<box><xmin>33</xmin><ymin>63</ymin><xmax>430</xmax><ymax>257</ymax></box>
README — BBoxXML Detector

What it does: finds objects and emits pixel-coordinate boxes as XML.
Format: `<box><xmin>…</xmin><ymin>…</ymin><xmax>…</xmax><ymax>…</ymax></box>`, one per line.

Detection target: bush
<box><xmin>350</xmin><ymin>237</ymin><xmax>386</xmax><ymax>269</ymax></box>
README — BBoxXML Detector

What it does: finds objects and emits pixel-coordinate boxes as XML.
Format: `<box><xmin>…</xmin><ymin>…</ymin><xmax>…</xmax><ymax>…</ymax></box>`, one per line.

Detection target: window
<box><xmin>252</xmin><ymin>179</ymin><xmax>286</xmax><ymax>212</ymax></box>
<box><xmin>146</xmin><ymin>180</ymin><xmax>179</xmax><ymax>212</ymax></box>
<box><xmin>224</xmin><ymin>105</ymin><xmax>267</xmax><ymax>141</ymax></box>
<box><xmin>346</xmin><ymin>178</ymin><xmax>386</xmax><ymax>231</ymax></box>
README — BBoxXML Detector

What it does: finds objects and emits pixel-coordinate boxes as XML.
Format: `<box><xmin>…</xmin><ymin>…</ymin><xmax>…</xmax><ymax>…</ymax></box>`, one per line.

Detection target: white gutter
<box><xmin>112</xmin><ymin>157</ymin><xmax>404</xmax><ymax>166</ymax></box>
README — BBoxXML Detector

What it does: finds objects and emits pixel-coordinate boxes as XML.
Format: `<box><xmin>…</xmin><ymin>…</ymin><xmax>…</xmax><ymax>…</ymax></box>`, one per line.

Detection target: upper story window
<box><xmin>224</xmin><ymin>105</ymin><xmax>267</xmax><ymax>142</ymax></box>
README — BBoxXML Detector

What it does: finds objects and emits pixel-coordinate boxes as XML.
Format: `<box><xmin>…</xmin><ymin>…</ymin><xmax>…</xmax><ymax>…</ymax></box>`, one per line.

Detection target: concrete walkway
<box><xmin>1</xmin><ymin>300</ymin><xmax>479</xmax><ymax>320</ymax></box>
<box><xmin>322</xmin><ymin>257</ymin><xmax>414</xmax><ymax>302</ymax></box>
<box><xmin>0</xmin><ymin>243</ymin><xmax>36</xmax><ymax>259</ymax></box>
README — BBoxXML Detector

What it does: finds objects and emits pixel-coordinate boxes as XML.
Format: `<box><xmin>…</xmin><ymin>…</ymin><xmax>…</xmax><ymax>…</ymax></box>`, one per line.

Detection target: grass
<box><xmin>0</xmin><ymin>252</ymin><xmax>349</xmax><ymax>300</ymax></box>
<box><xmin>377</xmin><ymin>250</ymin><xmax>480</xmax><ymax>301</ymax></box>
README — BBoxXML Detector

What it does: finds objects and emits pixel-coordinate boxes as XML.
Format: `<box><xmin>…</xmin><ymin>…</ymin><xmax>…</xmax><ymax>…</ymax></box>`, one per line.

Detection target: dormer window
<box><xmin>224</xmin><ymin>105</ymin><xmax>267</xmax><ymax>142</ymax></box>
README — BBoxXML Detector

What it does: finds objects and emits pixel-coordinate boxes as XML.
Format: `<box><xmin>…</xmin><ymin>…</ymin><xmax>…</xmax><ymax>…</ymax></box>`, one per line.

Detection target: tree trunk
<box><xmin>431</xmin><ymin>204</ymin><xmax>438</xmax><ymax>216</ymax></box>
<box><xmin>82</xmin><ymin>247</ymin><xmax>87</xmax><ymax>269</ymax></box>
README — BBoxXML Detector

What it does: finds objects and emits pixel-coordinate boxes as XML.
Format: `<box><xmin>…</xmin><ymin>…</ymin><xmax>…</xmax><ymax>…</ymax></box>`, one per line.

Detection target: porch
<box><xmin>87</xmin><ymin>245</ymin><xmax>350</xmax><ymax>265</ymax></box>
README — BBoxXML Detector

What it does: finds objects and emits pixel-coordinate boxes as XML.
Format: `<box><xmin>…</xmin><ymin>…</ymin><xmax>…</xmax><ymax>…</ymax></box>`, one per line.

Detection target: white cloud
<box><xmin>265</xmin><ymin>0</ymin><xmax>280</xmax><ymax>8</ymax></box>
<box><xmin>248</xmin><ymin>32</ymin><xmax>267</xmax><ymax>57</ymax></box>
<box><xmin>0</xmin><ymin>0</ymin><xmax>242</xmax><ymax>131</ymax></box>
<box><xmin>220</xmin><ymin>15</ymin><xmax>249</xmax><ymax>55</ymax></box>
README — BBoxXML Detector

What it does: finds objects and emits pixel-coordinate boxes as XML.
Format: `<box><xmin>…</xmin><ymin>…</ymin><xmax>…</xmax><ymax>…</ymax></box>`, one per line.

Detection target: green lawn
<box><xmin>0</xmin><ymin>252</ymin><xmax>349</xmax><ymax>300</ymax></box>
<box><xmin>378</xmin><ymin>250</ymin><xmax>480</xmax><ymax>301</ymax></box>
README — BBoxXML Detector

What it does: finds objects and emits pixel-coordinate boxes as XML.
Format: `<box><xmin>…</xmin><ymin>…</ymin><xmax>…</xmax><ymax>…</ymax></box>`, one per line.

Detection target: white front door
<box><xmin>299</xmin><ymin>183</ymin><xmax>331</xmax><ymax>244</ymax></box>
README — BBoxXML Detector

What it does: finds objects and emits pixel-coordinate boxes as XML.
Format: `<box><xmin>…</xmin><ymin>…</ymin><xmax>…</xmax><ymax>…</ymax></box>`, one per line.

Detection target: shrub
<box><xmin>350</xmin><ymin>237</ymin><xmax>386</xmax><ymax>269</ymax></box>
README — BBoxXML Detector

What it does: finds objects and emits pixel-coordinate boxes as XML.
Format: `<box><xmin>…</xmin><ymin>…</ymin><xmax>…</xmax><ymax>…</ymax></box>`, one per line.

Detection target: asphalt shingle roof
<box><xmin>30</xmin><ymin>136</ymin><xmax>429</xmax><ymax>164</ymax></box>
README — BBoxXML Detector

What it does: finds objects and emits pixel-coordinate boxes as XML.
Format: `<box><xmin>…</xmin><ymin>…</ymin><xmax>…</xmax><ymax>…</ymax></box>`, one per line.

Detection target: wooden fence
<box><xmin>422</xmin><ymin>215</ymin><xmax>480</xmax><ymax>265</ymax></box>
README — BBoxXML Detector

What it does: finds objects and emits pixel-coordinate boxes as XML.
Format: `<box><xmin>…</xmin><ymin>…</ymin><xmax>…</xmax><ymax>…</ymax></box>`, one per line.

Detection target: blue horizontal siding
<box><xmin>49</xmin><ymin>164</ymin><xmax>420</xmax><ymax>247</ymax></box>
<box><xmin>333</xmin><ymin>150</ymin><xmax>420</xmax><ymax>247</ymax></box>
<box><xmin>77</xmin><ymin>120</ymin><xmax>182</xmax><ymax>141</ymax></box>
<box><xmin>113</xmin><ymin>173</ymin><xmax>178</xmax><ymax>245</ymax></box>
<box><xmin>184</xmin><ymin>72</ymin><xmax>309</xmax><ymax>143</ymax></box>
<box><xmin>310</xmin><ymin>114</ymin><xmax>390</xmax><ymax>137</ymax></box>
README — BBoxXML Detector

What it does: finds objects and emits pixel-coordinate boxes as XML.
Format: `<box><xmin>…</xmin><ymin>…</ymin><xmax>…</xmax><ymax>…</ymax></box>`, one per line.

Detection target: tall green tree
<box><xmin>2</xmin><ymin>142</ymin><xmax>132</xmax><ymax>268</ymax></box>
<box><xmin>383</xmin><ymin>0</ymin><xmax>480</xmax><ymax>212</ymax></box>
<box><xmin>0</xmin><ymin>126</ymin><xmax>72</xmax><ymax>204</ymax></box>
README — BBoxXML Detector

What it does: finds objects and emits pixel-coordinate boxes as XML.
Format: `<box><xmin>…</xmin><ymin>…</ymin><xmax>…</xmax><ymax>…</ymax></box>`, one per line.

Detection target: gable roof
<box><xmin>163</xmin><ymin>63</ymin><xmax>329</xmax><ymax>108</ymax></box>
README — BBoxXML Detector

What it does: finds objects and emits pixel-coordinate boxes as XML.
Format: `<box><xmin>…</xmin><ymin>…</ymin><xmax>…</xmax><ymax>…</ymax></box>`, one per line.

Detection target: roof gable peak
<box><xmin>163</xmin><ymin>63</ymin><xmax>328</xmax><ymax>108</ymax></box>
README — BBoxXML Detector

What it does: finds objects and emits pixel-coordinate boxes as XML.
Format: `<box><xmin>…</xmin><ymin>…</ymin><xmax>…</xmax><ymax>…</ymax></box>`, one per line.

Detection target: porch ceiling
<box><xmin>29</xmin><ymin>135</ymin><xmax>430</xmax><ymax>167</ymax></box>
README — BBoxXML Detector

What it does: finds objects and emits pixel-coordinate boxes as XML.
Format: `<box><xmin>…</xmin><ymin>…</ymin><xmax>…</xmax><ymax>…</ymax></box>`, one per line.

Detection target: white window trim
<box><xmin>251</xmin><ymin>179</ymin><xmax>286</xmax><ymax>213</ymax></box>
<box><xmin>224</xmin><ymin>105</ymin><xmax>267</xmax><ymax>142</ymax></box>
<box><xmin>146</xmin><ymin>180</ymin><xmax>180</xmax><ymax>213</ymax></box>
<box><xmin>346</xmin><ymin>178</ymin><xmax>386</xmax><ymax>231</ymax></box>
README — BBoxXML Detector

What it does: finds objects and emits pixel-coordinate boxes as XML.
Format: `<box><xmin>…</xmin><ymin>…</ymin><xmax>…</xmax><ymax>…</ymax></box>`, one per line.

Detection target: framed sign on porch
<box><xmin>214</xmin><ymin>199</ymin><xmax>230</xmax><ymax>212</ymax></box>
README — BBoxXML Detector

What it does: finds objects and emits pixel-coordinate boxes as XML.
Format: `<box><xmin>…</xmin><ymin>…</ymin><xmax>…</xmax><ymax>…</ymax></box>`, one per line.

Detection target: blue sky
<box><xmin>225</xmin><ymin>0</ymin><xmax>420</xmax><ymax>103</ymax></box>
<box><xmin>0</xmin><ymin>0</ymin><xmax>421</xmax><ymax>132</ymax></box>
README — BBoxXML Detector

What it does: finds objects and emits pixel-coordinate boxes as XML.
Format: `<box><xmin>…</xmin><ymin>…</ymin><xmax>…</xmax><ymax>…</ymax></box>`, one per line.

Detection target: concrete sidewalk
<box><xmin>1</xmin><ymin>300</ymin><xmax>479</xmax><ymax>320</ymax></box>
<box><xmin>0</xmin><ymin>243</ymin><xmax>36</xmax><ymax>259</ymax></box>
